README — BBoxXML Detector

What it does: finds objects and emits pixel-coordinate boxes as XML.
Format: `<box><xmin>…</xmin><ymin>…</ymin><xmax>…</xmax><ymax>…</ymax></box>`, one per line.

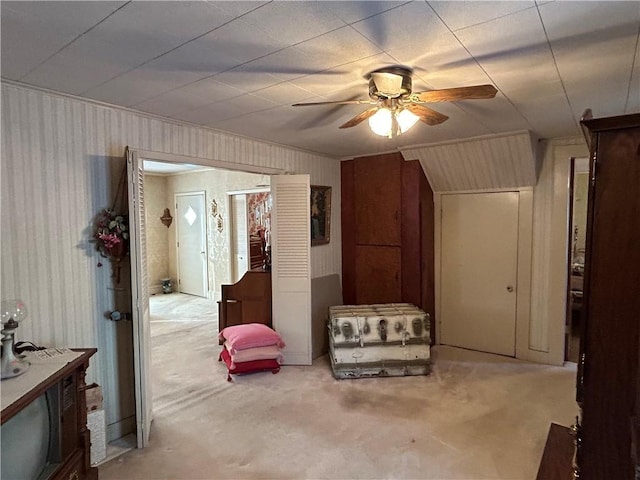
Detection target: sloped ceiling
<box><xmin>2</xmin><ymin>1</ymin><xmax>639</xmax><ymax>158</ymax></box>
<box><xmin>401</xmin><ymin>131</ymin><xmax>538</xmax><ymax>191</ymax></box>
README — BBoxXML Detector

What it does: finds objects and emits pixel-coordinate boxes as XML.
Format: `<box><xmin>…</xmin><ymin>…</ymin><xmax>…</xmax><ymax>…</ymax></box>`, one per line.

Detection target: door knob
<box><xmin>506</xmin><ymin>285</ymin><xmax>514</xmax><ymax>292</ymax></box>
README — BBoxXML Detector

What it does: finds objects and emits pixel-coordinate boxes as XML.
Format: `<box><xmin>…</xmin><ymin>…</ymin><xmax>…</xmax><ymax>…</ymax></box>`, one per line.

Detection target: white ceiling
<box><xmin>2</xmin><ymin>1</ymin><xmax>639</xmax><ymax>158</ymax></box>
<box><xmin>142</xmin><ymin>160</ymin><xmax>209</xmax><ymax>174</ymax></box>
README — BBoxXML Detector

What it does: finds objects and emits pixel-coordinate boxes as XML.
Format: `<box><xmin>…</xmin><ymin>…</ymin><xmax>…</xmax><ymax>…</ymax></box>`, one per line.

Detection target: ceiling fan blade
<box><xmin>339</xmin><ymin>107</ymin><xmax>380</xmax><ymax>129</ymax></box>
<box><xmin>411</xmin><ymin>84</ymin><xmax>498</xmax><ymax>103</ymax></box>
<box><xmin>405</xmin><ymin>104</ymin><xmax>449</xmax><ymax>126</ymax></box>
<box><xmin>371</xmin><ymin>72</ymin><xmax>404</xmax><ymax>96</ymax></box>
<box><xmin>292</xmin><ymin>99</ymin><xmax>374</xmax><ymax>107</ymax></box>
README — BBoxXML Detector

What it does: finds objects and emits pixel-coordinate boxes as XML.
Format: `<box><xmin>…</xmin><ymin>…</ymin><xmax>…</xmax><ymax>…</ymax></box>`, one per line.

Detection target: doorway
<box><xmin>565</xmin><ymin>158</ymin><xmax>589</xmax><ymax>362</ymax></box>
<box><xmin>137</xmin><ymin>154</ymin><xmax>280</xmax><ymax>448</ymax></box>
<box><xmin>129</xmin><ymin>150</ymin><xmax>312</xmax><ymax>448</ymax></box>
<box><xmin>176</xmin><ymin>192</ymin><xmax>208</xmax><ymax>298</ymax></box>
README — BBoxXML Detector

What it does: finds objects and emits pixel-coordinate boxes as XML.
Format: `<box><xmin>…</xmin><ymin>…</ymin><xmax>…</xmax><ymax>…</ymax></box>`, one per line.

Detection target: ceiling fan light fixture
<box><xmin>368</xmin><ymin>107</ymin><xmax>419</xmax><ymax>138</ymax></box>
<box><xmin>368</xmin><ymin>108</ymin><xmax>393</xmax><ymax>137</ymax></box>
<box><xmin>397</xmin><ymin>108</ymin><xmax>419</xmax><ymax>133</ymax></box>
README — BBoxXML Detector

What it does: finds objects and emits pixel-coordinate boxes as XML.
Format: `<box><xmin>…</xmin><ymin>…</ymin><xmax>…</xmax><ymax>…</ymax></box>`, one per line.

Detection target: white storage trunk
<box><xmin>328</xmin><ymin>303</ymin><xmax>431</xmax><ymax>379</ymax></box>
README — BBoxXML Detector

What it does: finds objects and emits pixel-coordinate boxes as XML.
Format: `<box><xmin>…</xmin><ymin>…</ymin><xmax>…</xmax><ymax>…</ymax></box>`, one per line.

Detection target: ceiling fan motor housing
<box><xmin>369</xmin><ymin>66</ymin><xmax>413</xmax><ymax>99</ymax></box>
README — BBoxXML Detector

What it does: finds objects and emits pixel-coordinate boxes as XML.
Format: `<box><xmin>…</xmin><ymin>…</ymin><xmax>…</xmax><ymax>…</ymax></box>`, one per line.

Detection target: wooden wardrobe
<box><xmin>575</xmin><ymin>113</ymin><xmax>640</xmax><ymax>478</ymax></box>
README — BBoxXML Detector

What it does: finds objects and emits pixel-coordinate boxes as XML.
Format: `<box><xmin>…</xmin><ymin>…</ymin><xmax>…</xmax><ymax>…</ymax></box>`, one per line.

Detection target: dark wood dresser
<box><xmin>1</xmin><ymin>348</ymin><xmax>97</xmax><ymax>480</ymax></box>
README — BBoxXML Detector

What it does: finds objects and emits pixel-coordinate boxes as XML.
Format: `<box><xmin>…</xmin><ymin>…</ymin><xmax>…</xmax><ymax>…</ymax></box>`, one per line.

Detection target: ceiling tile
<box><xmin>209</xmin><ymin>1</ymin><xmax>270</xmax><ymax>18</ymax></box>
<box><xmin>321</xmin><ymin>1</ymin><xmax>410</xmax><ymax>24</ymax></box>
<box><xmin>87</xmin><ymin>66</ymin><xmax>204</xmax><ymax>107</ymax></box>
<box><xmin>213</xmin><ymin>67</ymin><xmax>283</xmax><ymax>94</ymax></box>
<box><xmin>144</xmin><ymin>36</ymin><xmax>246</xmax><ymax>81</ymax></box>
<box><xmin>429</xmin><ymin>1</ymin><xmax>537</xmax><ymax>32</ymax></box>
<box><xmin>178</xmin><ymin>77</ymin><xmax>245</xmax><ymax>104</ymax></box>
<box><xmin>288</xmin><ymin>53</ymin><xmax>399</xmax><ymax>97</ymax></box>
<box><xmin>294</xmin><ymin>26</ymin><xmax>383</xmax><ymax>72</ymax></box>
<box><xmin>233</xmin><ymin>47</ymin><xmax>337</xmax><ymax>83</ymax></box>
<box><xmin>241</xmin><ymin>2</ymin><xmax>346</xmax><ymax>45</ymax></box>
<box><xmin>539</xmin><ymin>1</ymin><xmax>640</xmax><ymax>118</ymax></box>
<box><xmin>351</xmin><ymin>2</ymin><xmax>449</xmax><ymax>51</ymax></box>
<box><xmin>204</xmin><ymin>94</ymin><xmax>278</xmax><ymax>123</ymax></box>
<box><xmin>87</xmin><ymin>1</ymin><xmax>236</xmax><ymax>58</ymax></box>
<box><xmin>0</xmin><ymin>1</ymin><xmax>125</xmax><ymax>79</ymax></box>
<box><xmin>22</xmin><ymin>35</ymin><xmax>143</xmax><ymax>95</ymax></box>
<box><xmin>171</xmin><ymin>103</ymin><xmax>221</xmax><ymax>126</ymax></box>
<box><xmin>135</xmin><ymin>90</ymin><xmax>212</xmax><ymax>118</ymax></box>
<box><xmin>197</xmin><ymin>16</ymin><xmax>290</xmax><ymax>65</ymax></box>
<box><xmin>251</xmin><ymin>83</ymin><xmax>317</xmax><ymax>106</ymax></box>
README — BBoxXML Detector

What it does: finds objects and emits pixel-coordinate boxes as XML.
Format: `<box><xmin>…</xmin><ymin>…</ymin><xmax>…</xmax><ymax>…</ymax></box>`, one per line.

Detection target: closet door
<box><xmin>440</xmin><ymin>192</ymin><xmax>519</xmax><ymax>356</ymax></box>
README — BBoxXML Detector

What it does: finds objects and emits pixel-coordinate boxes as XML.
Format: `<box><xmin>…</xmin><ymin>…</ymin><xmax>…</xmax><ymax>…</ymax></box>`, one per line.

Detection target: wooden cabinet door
<box><xmin>355</xmin><ymin>246</ymin><xmax>401</xmax><ymax>304</ymax></box>
<box><xmin>354</xmin><ymin>153</ymin><xmax>402</xmax><ymax>246</ymax></box>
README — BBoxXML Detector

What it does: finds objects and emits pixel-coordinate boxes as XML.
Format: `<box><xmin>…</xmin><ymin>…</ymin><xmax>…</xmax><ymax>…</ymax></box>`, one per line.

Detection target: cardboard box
<box><xmin>85</xmin><ymin>384</ymin><xmax>103</xmax><ymax>412</ymax></box>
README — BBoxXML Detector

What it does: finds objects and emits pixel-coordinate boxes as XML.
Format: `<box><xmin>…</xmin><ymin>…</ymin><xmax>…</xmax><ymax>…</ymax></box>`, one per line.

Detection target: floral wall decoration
<box><xmin>93</xmin><ymin>167</ymin><xmax>130</xmax><ymax>283</ymax></box>
<box><xmin>93</xmin><ymin>208</ymin><xmax>129</xmax><ymax>283</ymax></box>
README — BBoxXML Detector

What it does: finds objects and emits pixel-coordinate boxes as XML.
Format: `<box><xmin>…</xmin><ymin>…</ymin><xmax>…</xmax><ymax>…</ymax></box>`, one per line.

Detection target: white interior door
<box><xmin>126</xmin><ymin>147</ymin><xmax>152</xmax><ymax>448</ymax></box>
<box><xmin>231</xmin><ymin>194</ymin><xmax>249</xmax><ymax>282</ymax></box>
<box><xmin>271</xmin><ymin>175</ymin><xmax>312</xmax><ymax>365</ymax></box>
<box><xmin>440</xmin><ymin>192</ymin><xmax>519</xmax><ymax>356</ymax></box>
<box><xmin>176</xmin><ymin>193</ymin><xmax>208</xmax><ymax>297</ymax></box>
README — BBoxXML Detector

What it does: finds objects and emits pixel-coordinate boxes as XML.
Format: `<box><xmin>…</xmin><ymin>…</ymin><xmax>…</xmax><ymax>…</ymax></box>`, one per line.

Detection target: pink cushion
<box><xmin>218</xmin><ymin>323</ymin><xmax>285</xmax><ymax>354</ymax></box>
<box><xmin>224</xmin><ymin>342</ymin><xmax>283</xmax><ymax>368</ymax></box>
<box><xmin>219</xmin><ymin>348</ymin><xmax>281</xmax><ymax>381</ymax></box>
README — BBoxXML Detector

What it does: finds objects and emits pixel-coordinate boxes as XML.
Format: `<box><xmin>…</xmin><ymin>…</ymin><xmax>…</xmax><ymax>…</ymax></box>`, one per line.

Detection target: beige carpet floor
<box><xmin>99</xmin><ymin>293</ymin><xmax>577</xmax><ymax>480</ymax></box>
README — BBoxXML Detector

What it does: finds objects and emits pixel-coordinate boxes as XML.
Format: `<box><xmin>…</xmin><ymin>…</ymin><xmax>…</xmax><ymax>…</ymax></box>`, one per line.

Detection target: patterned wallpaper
<box><xmin>247</xmin><ymin>192</ymin><xmax>272</xmax><ymax>242</ymax></box>
<box><xmin>144</xmin><ymin>175</ymin><xmax>170</xmax><ymax>292</ymax></box>
<box><xmin>166</xmin><ymin>169</ymin><xmax>266</xmax><ymax>300</ymax></box>
<box><xmin>1</xmin><ymin>81</ymin><xmax>341</xmax><ymax>443</ymax></box>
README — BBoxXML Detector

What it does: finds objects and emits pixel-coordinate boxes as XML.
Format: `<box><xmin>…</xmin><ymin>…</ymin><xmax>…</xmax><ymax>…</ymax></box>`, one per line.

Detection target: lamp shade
<box><xmin>397</xmin><ymin>109</ymin><xmax>419</xmax><ymax>133</ymax></box>
<box><xmin>368</xmin><ymin>108</ymin><xmax>393</xmax><ymax>136</ymax></box>
<box><xmin>1</xmin><ymin>299</ymin><xmax>27</xmax><ymax>326</ymax></box>
<box><xmin>368</xmin><ymin>107</ymin><xmax>419</xmax><ymax>137</ymax></box>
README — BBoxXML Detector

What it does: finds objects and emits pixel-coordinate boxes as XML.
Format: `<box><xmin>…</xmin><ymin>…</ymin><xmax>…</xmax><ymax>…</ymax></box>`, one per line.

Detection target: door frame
<box><xmin>126</xmin><ymin>147</ymin><xmax>153</xmax><ymax>448</ymax></box>
<box><xmin>175</xmin><ymin>191</ymin><xmax>208</xmax><ymax>298</ymax></box>
<box><xmin>434</xmin><ymin>187</ymin><xmax>533</xmax><ymax>360</ymax></box>
<box><xmin>227</xmin><ymin>187</ymin><xmax>271</xmax><ymax>282</ymax></box>
<box><xmin>129</xmin><ymin>148</ymin><xmax>284</xmax><ymax>448</ymax></box>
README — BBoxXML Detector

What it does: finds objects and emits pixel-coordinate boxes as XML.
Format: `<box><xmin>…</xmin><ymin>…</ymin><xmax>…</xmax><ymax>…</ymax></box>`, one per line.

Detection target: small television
<box><xmin>1</xmin><ymin>382</ymin><xmax>62</xmax><ymax>480</ymax></box>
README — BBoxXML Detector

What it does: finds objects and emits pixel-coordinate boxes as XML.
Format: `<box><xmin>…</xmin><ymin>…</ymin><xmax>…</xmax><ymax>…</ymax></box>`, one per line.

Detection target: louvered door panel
<box><xmin>271</xmin><ymin>175</ymin><xmax>311</xmax><ymax>365</ymax></box>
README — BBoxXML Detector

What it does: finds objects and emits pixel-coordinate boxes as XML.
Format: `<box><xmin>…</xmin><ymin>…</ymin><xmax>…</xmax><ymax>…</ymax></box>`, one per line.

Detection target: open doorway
<box><xmin>127</xmin><ymin>148</ymin><xmax>313</xmax><ymax>448</ymax></box>
<box><xmin>143</xmin><ymin>159</ymin><xmax>272</xmax><ymax>407</ymax></box>
<box><xmin>565</xmin><ymin>157</ymin><xmax>589</xmax><ymax>363</ymax></box>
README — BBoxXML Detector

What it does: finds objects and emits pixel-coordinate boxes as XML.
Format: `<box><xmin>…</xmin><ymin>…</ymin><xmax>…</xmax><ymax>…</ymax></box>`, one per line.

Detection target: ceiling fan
<box><xmin>292</xmin><ymin>66</ymin><xmax>498</xmax><ymax>138</ymax></box>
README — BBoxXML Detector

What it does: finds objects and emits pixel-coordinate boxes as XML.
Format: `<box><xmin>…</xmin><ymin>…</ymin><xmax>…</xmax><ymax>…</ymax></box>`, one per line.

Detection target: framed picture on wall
<box><xmin>310</xmin><ymin>185</ymin><xmax>331</xmax><ymax>246</ymax></box>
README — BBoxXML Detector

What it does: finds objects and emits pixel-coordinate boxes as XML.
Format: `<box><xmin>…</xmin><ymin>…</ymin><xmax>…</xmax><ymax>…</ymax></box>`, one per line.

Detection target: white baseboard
<box><xmin>106</xmin><ymin>415</ymin><xmax>136</xmax><ymax>443</ymax></box>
